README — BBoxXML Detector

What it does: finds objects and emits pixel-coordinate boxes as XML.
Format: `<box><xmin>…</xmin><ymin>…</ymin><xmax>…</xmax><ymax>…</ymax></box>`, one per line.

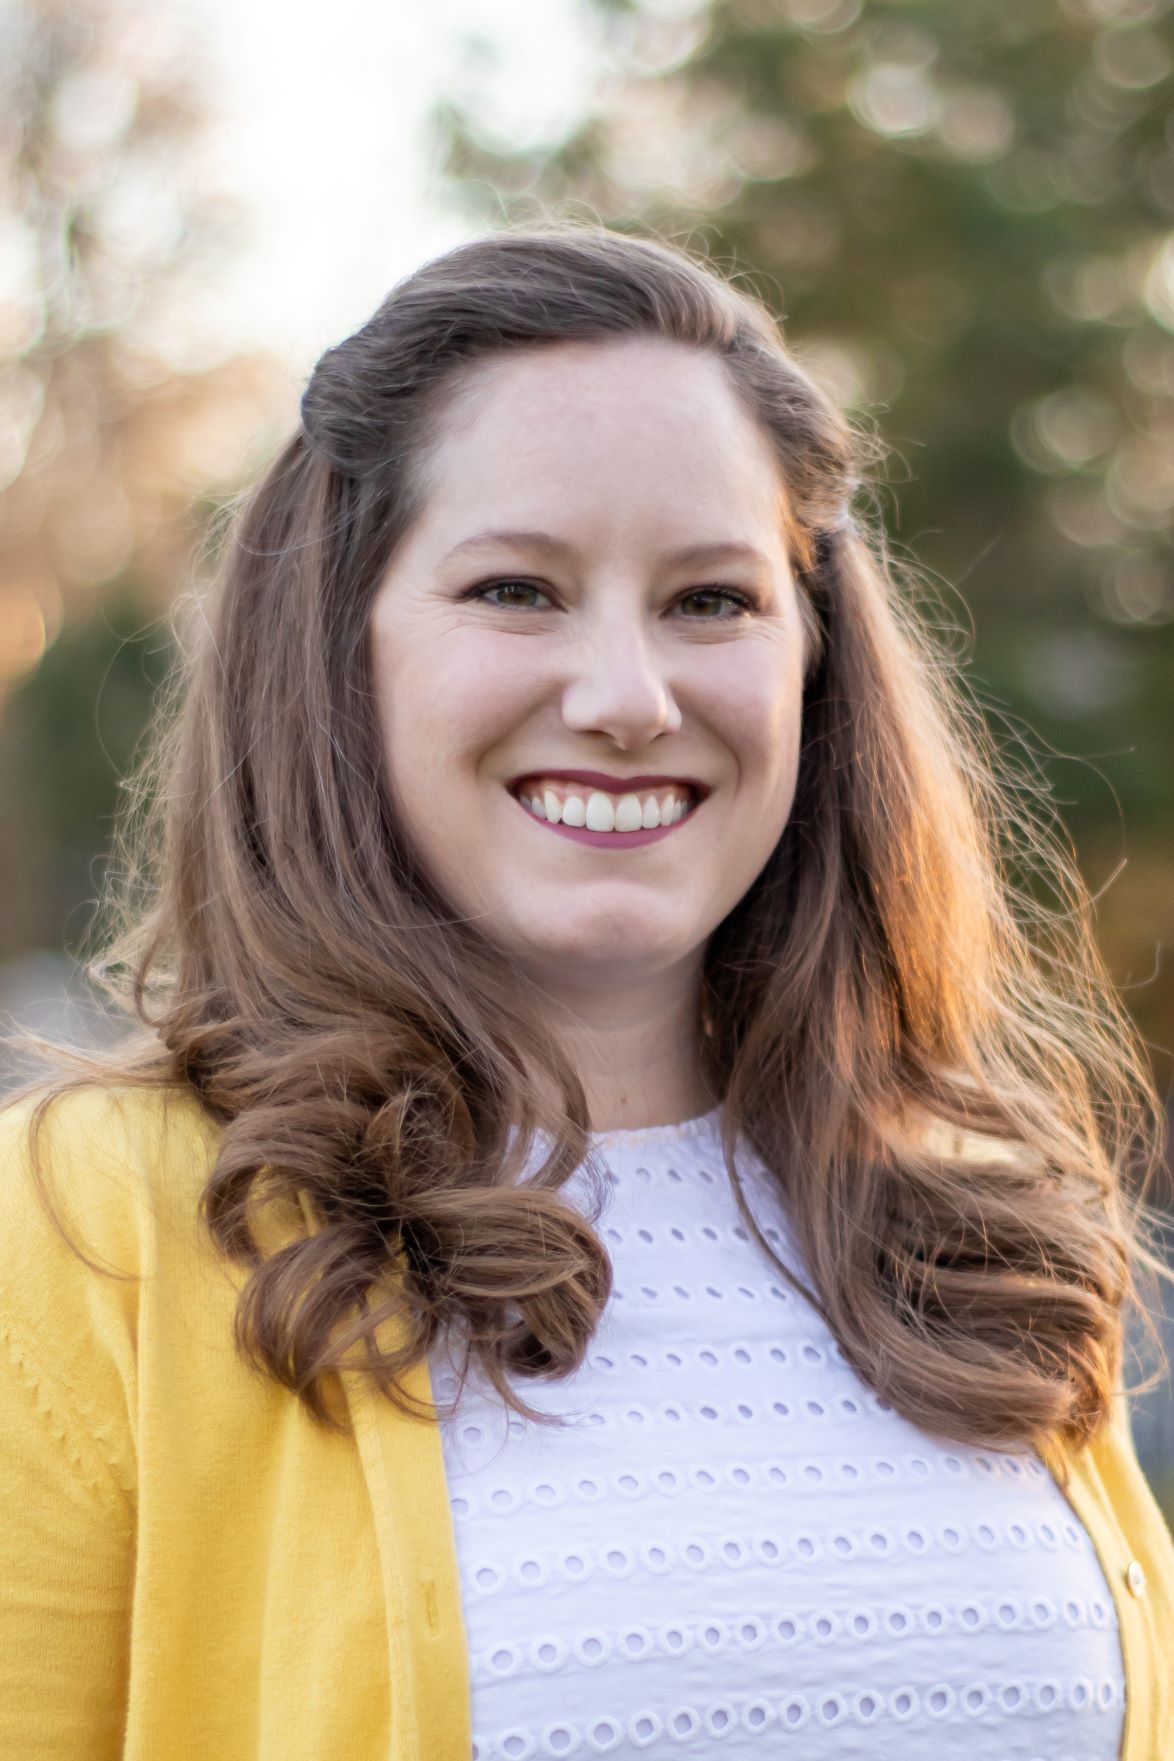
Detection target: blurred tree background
<box><xmin>0</xmin><ymin>0</ymin><xmax>286</xmax><ymax>1008</ymax></box>
<box><xmin>436</xmin><ymin>0</ymin><xmax>1174</xmax><ymax>1118</ymax></box>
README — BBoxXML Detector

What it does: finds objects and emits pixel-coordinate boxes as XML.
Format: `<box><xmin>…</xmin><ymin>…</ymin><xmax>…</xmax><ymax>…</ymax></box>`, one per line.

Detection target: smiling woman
<box><xmin>1</xmin><ymin>222</ymin><xmax>1172</xmax><ymax>1760</ymax></box>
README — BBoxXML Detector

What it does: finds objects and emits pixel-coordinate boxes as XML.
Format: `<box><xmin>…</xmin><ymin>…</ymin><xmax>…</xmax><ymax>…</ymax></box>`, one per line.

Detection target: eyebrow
<box><xmin>439</xmin><ymin>527</ymin><xmax>772</xmax><ymax>571</ymax></box>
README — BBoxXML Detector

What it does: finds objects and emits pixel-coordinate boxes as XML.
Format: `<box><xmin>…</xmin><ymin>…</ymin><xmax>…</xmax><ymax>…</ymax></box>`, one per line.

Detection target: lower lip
<box><xmin>511</xmin><ymin>791</ymin><xmax>699</xmax><ymax>848</ymax></box>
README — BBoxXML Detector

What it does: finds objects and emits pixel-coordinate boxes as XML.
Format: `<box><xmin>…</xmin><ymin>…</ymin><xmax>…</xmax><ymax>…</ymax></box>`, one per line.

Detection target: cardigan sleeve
<box><xmin>0</xmin><ymin>1088</ymin><xmax>146</xmax><ymax>1760</ymax></box>
<box><xmin>0</xmin><ymin>1303</ymin><xmax>133</xmax><ymax>1759</ymax></box>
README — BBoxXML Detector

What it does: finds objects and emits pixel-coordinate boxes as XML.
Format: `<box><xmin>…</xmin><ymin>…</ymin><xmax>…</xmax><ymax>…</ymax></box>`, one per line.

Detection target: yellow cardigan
<box><xmin>1</xmin><ymin>1083</ymin><xmax>1172</xmax><ymax>1760</ymax></box>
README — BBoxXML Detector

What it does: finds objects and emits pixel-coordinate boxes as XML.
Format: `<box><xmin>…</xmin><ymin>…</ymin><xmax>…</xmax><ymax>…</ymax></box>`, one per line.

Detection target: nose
<box><xmin>558</xmin><ymin>613</ymin><xmax>683</xmax><ymax>750</ymax></box>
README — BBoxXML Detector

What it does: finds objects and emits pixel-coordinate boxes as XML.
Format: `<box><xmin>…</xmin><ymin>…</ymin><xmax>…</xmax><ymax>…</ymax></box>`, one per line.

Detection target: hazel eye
<box><xmin>678</xmin><ymin>587</ymin><xmax>754</xmax><ymax>618</ymax></box>
<box><xmin>467</xmin><ymin>579</ymin><xmax>550</xmax><ymax>609</ymax></box>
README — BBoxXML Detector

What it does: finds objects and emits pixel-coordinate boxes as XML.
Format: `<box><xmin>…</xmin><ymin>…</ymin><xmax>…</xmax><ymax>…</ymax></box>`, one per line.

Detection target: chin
<box><xmin>511</xmin><ymin>914</ymin><xmax>697</xmax><ymax>968</ymax></box>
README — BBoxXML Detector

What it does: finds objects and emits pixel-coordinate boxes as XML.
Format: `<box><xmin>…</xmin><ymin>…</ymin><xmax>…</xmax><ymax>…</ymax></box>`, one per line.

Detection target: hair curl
<box><xmin>8</xmin><ymin>219</ymin><xmax>1173</xmax><ymax>1483</ymax></box>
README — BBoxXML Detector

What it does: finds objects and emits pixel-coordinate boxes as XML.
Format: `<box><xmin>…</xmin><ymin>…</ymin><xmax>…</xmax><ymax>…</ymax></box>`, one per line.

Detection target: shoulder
<box><xmin>1083</xmin><ymin>1390</ymin><xmax>1172</xmax><ymax>1530</ymax></box>
<box><xmin>0</xmin><ymin>1078</ymin><xmax>221</xmax><ymax>1213</ymax></box>
<box><xmin>0</xmin><ymin>1079</ymin><xmax>223</xmax><ymax>1322</ymax></box>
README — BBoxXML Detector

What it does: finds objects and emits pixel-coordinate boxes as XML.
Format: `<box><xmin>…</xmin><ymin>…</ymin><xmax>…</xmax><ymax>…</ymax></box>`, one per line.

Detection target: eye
<box><xmin>677</xmin><ymin>587</ymin><xmax>756</xmax><ymax>619</ymax></box>
<box><xmin>464</xmin><ymin>578</ymin><xmax>551</xmax><ymax>610</ymax></box>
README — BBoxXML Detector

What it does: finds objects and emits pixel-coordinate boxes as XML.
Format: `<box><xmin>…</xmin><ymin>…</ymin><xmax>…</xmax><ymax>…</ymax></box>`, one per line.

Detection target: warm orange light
<box><xmin>0</xmin><ymin>584</ymin><xmax>49</xmax><ymax>683</ymax></box>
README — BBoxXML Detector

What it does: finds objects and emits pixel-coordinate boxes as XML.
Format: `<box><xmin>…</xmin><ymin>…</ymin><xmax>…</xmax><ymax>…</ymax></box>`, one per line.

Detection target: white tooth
<box><xmin>585</xmin><ymin>791</ymin><xmax>616</xmax><ymax>832</ymax></box>
<box><xmin>673</xmin><ymin>796</ymin><xmax>686</xmax><ymax>823</ymax></box>
<box><xmin>614</xmin><ymin>792</ymin><xmax>644</xmax><ymax>832</ymax></box>
<box><xmin>641</xmin><ymin>794</ymin><xmax>661</xmax><ymax>830</ymax></box>
<box><xmin>561</xmin><ymin>794</ymin><xmax>588</xmax><ymax>827</ymax></box>
<box><xmin>542</xmin><ymin>787</ymin><xmax>563</xmax><ymax>824</ymax></box>
<box><xmin>527</xmin><ymin>793</ymin><xmax>547</xmax><ymax>819</ymax></box>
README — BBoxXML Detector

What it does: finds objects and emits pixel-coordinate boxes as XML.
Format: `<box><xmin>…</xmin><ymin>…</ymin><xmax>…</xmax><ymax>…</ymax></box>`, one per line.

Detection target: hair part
<box><xmin>7</xmin><ymin>217</ymin><xmax>1172</xmax><ymax>1479</ymax></box>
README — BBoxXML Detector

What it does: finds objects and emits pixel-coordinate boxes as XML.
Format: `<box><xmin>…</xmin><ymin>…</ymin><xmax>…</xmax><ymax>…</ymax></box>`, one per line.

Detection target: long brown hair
<box><xmin>8</xmin><ymin>219</ymin><xmax>1172</xmax><ymax>1480</ymax></box>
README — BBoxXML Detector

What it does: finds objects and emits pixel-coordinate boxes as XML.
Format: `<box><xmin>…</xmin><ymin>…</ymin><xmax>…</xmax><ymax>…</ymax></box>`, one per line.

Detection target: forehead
<box><xmin>416</xmin><ymin>336</ymin><xmax>788</xmax><ymax>525</ymax></box>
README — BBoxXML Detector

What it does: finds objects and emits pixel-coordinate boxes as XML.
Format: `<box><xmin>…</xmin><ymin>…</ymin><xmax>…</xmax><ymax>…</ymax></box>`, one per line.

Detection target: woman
<box><xmin>1</xmin><ymin>223</ymin><xmax>1172</xmax><ymax>1760</ymax></box>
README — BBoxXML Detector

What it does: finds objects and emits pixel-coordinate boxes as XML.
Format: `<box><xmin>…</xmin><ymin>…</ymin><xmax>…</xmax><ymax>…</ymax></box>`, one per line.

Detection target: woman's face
<box><xmin>369</xmin><ymin>335</ymin><xmax>809</xmax><ymax>1003</ymax></box>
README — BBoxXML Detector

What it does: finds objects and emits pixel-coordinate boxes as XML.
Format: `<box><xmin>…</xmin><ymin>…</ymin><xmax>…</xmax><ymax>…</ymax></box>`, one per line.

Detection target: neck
<box><xmin>529</xmin><ymin>963</ymin><xmax>717</xmax><ymax>1133</ymax></box>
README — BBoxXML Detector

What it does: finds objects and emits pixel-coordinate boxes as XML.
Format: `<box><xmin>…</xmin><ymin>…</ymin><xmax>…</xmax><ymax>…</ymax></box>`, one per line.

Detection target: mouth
<box><xmin>506</xmin><ymin>771</ymin><xmax>709</xmax><ymax>846</ymax></box>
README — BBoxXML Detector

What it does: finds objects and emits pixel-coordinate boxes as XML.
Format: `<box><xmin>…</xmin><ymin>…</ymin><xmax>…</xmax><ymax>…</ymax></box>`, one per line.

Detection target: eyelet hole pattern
<box><xmin>449</xmin><ymin>1133</ymin><xmax>1125</xmax><ymax>1758</ymax></box>
<box><xmin>477</xmin><ymin>1667</ymin><xmax>1120</xmax><ymax>1750</ymax></box>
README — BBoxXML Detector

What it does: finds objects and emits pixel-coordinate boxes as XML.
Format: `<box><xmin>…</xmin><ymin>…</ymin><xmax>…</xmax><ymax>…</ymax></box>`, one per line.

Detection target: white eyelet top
<box><xmin>428</xmin><ymin>1105</ymin><xmax>1126</xmax><ymax>1761</ymax></box>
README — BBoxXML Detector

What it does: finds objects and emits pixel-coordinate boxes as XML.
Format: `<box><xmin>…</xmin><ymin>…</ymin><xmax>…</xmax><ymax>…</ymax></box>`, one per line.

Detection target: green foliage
<box><xmin>0</xmin><ymin>588</ymin><xmax>172</xmax><ymax>961</ymax></box>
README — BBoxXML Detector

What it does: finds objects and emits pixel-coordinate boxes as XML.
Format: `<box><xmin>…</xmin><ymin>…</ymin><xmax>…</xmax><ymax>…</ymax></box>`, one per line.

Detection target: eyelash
<box><xmin>463</xmin><ymin>578</ymin><xmax>758</xmax><ymax>620</ymax></box>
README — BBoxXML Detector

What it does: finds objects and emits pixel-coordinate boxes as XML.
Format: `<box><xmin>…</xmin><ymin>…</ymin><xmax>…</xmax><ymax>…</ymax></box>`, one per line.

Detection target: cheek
<box><xmin>701</xmin><ymin>650</ymin><xmax>803</xmax><ymax>784</ymax></box>
<box><xmin>373</xmin><ymin>625</ymin><xmax>536</xmax><ymax>795</ymax></box>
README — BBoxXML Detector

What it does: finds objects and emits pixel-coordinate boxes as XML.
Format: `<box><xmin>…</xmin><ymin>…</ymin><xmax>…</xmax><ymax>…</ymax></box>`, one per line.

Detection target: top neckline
<box><xmin>587</xmin><ymin>1102</ymin><xmax>725</xmax><ymax>1147</ymax></box>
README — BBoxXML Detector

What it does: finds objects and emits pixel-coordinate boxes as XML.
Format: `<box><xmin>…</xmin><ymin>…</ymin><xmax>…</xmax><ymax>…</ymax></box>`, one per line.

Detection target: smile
<box><xmin>509</xmin><ymin>780</ymin><xmax>701</xmax><ymax>849</ymax></box>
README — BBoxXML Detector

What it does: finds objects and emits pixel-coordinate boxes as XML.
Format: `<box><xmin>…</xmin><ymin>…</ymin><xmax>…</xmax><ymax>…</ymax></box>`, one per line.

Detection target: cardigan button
<box><xmin>1125</xmin><ymin>1559</ymin><xmax>1147</xmax><ymax>1597</ymax></box>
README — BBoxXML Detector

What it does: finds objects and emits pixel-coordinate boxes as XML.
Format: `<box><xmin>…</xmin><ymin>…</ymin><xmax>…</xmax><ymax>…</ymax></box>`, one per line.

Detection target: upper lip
<box><xmin>509</xmin><ymin>768</ymin><xmax>712</xmax><ymax>799</ymax></box>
